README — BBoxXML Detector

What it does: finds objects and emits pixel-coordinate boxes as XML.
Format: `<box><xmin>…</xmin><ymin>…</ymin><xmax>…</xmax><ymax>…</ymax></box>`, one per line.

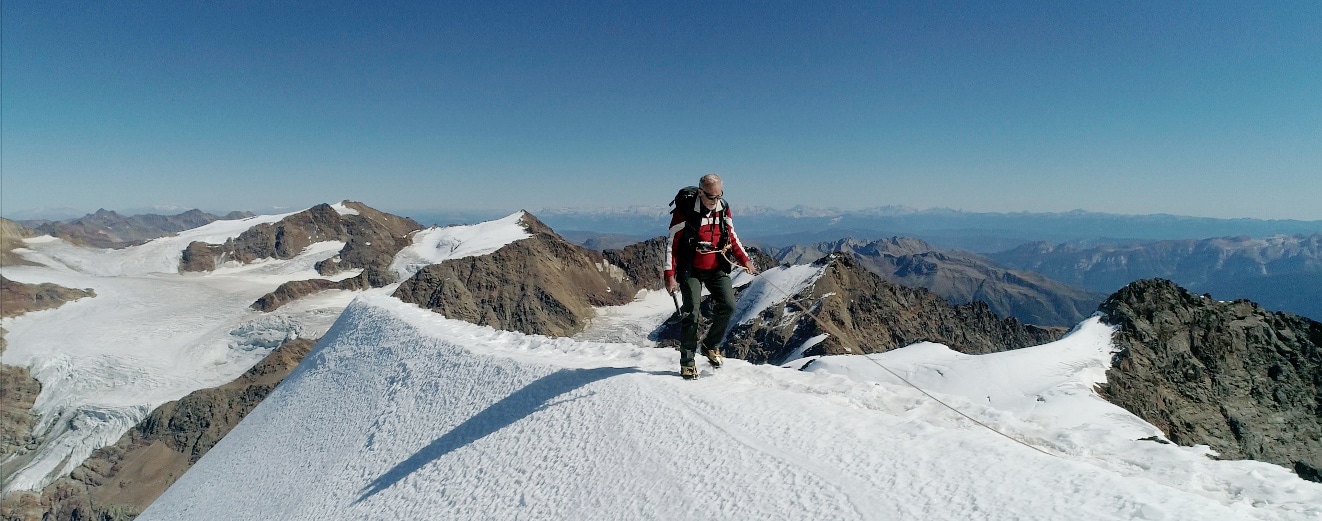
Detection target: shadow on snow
<box><xmin>355</xmin><ymin>365</ymin><xmax>668</xmax><ymax>503</ymax></box>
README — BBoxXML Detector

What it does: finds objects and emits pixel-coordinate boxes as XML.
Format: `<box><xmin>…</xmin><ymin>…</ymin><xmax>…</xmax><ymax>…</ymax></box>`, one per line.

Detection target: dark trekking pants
<box><xmin>677</xmin><ymin>268</ymin><xmax>736</xmax><ymax>366</ymax></box>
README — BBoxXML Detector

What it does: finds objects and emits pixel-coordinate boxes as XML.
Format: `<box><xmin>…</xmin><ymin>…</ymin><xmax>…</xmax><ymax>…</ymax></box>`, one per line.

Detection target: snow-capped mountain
<box><xmin>3</xmin><ymin>205</ymin><xmax>1321</xmax><ymax>520</ymax></box>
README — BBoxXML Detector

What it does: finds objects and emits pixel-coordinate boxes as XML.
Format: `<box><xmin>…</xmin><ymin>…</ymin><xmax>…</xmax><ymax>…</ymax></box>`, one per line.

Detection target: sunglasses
<box><xmin>701</xmin><ymin>190</ymin><xmax>722</xmax><ymax>200</ymax></box>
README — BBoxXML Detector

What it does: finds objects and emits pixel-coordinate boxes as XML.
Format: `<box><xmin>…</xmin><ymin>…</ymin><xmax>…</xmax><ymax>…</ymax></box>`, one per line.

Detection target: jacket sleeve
<box><xmin>724</xmin><ymin>209</ymin><xmax>752</xmax><ymax>267</ymax></box>
<box><xmin>663</xmin><ymin>212</ymin><xmax>686</xmax><ymax>279</ymax></box>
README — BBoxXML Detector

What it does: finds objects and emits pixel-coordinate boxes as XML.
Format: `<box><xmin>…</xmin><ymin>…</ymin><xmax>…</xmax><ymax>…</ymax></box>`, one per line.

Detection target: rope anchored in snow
<box><xmin>736</xmin><ymin>262</ymin><xmax>1058</xmax><ymax>459</ymax></box>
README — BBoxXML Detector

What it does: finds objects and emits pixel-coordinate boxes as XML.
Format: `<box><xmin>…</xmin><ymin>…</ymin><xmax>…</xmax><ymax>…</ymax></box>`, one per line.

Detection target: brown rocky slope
<box><xmin>0</xmin><ymin>219</ymin><xmax>38</xmax><ymax>268</ymax></box>
<box><xmin>1098</xmin><ymin>278</ymin><xmax>1322</xmax><ymax>483</ymax></box>
<box><xmin>394</xmin><ymin>212</ymin><xmax>637</xmax><ymax>337</ymax></box>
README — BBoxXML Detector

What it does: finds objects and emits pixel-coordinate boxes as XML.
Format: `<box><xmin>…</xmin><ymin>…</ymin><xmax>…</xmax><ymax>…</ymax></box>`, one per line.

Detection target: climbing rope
<box><xmin>734</xmin><ymin>260</ymin><xmax>1058</xmax><ymax>458</ymax></box>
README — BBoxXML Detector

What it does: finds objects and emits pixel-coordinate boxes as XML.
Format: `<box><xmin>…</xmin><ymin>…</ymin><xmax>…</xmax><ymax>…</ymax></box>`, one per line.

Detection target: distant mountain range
<box><xmin>514</xmin><ymin>206</ymin><xmax>1322</xmax><ymax>252</ymax></box>
<box><xmin>19</xmin><ymin>209</ymin><xmax>254</xmax><ymax>249</ymax></box>
<box><xmin>990</xmin><ymin>234</ymin><xmax>1322</xmax><ymax>322</ymax></box>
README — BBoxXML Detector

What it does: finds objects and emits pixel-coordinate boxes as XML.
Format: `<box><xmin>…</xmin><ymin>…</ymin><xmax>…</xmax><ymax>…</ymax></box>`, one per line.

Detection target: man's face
<box><xmin>700</xmin><ymin>182</ymin><xmax>723</xmax><ymax>210</ymax></box>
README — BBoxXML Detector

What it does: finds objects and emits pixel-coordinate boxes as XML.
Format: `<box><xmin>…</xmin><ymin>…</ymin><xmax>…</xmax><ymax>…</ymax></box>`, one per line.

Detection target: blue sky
<box><xmin>4</xmin><ymin>1</ymin><xmax>1320</xmax><ymax>219</ymax></box>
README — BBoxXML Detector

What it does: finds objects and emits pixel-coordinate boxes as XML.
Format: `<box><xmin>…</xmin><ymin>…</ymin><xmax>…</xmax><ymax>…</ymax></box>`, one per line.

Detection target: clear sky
<box><xmin>3</xmin><ymin>1</ymin><xmax>1320</xmax><ymax>220</ymax></box>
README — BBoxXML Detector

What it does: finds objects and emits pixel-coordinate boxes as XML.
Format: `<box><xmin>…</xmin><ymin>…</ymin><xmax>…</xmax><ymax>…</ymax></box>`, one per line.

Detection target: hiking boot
<box><xmin>704</xmin><ymin>349</ymin><xmax>723</xmax><ymax>368</ymax></box>
<box><xmin>681</xmin><ymin>364</ymin><xmax>699</xmax><ymax>380</ymax></box>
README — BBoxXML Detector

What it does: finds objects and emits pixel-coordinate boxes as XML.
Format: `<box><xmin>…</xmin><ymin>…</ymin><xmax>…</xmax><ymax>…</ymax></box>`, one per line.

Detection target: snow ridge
<box><xmin>141</xmin><ymin>295</ymin><xmax>1322</xmax><ymax>520</ymax></box>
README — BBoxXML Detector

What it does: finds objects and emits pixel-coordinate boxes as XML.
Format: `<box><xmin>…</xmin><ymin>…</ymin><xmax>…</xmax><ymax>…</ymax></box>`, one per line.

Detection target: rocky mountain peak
<box><xmin>392</xmin><ymin>212</ymin><xmax>637</xmax><ymax>337</ymax></box>
<box><xmin>237</xmin><ymin>202</ymin><xmax>425</xmax><ymax>311</ymax></box>
<box><xmin>722</xmin><ymin>253</ymin><xmax>1065</xmax><ymax>364</ymax></box>
<box><xmin>1098</xmin><ymin>278</ymin><xmax>1322</xmax><ymax>482</ymax></box>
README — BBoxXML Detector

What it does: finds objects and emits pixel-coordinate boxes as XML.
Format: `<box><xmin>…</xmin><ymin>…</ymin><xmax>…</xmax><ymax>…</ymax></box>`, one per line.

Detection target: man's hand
<box><xmin>741</xmin><ymin>261</ymin><xmax>759</xmax><ymax>275</ymax></box>
<box><xmin>665</xmin><ymin>275</ymin><xmax>678</xmax><ymax>294</ymax></box>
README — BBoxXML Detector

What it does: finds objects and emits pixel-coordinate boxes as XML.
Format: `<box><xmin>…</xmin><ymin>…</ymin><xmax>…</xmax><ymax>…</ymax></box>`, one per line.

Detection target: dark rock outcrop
<box><xmin>1098</xmin><ymin>278</ymin><xmax>1322</xmax><ymax>482</ymax></box>
<box><xmin>603</xmin><ymin>236</ymin><xmax>669</xmax><ymax>290</ymax></box>
<box><xmin>713</xmin><ymin>254</ymin><xmax>1065</xmax><ymax>364</ymax></box>
<box><xmin>393</xmin><ymin>213</ymin><xmax>636</xmax><ymax>337</ymax></box>
<box><xmin>250</xmin><ymin>273</ymin><xmax>372</xmax><ymax>312</ymax></box>
<box><xmin>779</xmin><ymin>237</ymin><xmax>1104</xmax><ymax>327</ymax></box>
<box><xmin>0</xmin><ymin>338</ymin><xmax>317</xmax><ymax>521</ymax></box>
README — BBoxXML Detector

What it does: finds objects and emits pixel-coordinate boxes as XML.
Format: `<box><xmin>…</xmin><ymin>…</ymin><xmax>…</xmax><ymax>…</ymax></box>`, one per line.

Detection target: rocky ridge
<box><xmin>1098</xmin><ymin>278</ymin><xmax>1322</xmax><ymax>483</ymax></box>
<box><xmin>778</xmin><ymin>237</ymin><xmax>1104</xmax><ymax>327</ymax></box>
<box><xmin>719</xmin><ymin>254</ymin><xmax>1066</xmax><ymax>364</ymax></box>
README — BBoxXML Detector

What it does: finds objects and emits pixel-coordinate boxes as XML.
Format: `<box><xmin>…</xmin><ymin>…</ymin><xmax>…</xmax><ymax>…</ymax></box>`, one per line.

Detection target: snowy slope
<box><xmin>0</xmin><ymin>209</ymin><xmax>535</xmax><ymax>493</ymax></box>
<box><xmin>141</xmin><ymin>295</ymin><xmax>1322</xmax><ymax>520</ymax></box>
<box><xmin>388</xmin><ymin>211</ymin><xmax>532</xmax><ymax>280</ymax></box>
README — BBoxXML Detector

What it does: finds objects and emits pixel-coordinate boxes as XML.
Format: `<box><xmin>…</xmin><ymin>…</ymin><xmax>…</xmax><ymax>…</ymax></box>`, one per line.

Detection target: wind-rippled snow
<box><xmin>141</xmin><ymin>295</ymin><xmax>1322</xmax><ymax>520</ymax></box>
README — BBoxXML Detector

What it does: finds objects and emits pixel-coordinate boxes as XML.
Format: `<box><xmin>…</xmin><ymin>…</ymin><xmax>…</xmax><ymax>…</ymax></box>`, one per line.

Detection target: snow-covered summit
<box><xmin>388</xmin><ymin>211</ymin><xmax>532</xmax><ymax>280</ymax></box>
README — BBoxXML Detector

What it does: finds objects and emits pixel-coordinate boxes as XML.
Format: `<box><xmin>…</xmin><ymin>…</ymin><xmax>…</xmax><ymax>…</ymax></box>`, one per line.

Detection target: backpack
<box><xmin>669</xmin><ymin>186</ymin><xmax>732</xmax><ymax>272</ymax></box>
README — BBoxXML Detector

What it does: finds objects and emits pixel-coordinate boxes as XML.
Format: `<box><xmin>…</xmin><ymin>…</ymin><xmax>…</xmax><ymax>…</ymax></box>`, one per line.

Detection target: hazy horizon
<box><xmin>10</xmin><ymin>200</ymin><xmax>1322</xmax><ymax>225</ymax></box>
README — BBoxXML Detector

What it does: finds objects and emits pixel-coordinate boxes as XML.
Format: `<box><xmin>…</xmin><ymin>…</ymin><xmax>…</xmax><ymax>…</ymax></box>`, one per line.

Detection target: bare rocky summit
<box><xmin>1098</xmin><ymin>278</ymin><xmax>1322</xmax><ymax>483</ymax></box>
<box><xmin>394</xmin><ymin>213</ymin><xmax>637</xmax><ymax>337</ymax></box>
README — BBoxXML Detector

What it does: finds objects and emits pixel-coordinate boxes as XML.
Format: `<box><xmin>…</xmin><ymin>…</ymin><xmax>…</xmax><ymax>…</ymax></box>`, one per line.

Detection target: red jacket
<box><xmin>664</xmin><ymin>199</ymin><xmax>751</xmax><ymax>278</ymax></box>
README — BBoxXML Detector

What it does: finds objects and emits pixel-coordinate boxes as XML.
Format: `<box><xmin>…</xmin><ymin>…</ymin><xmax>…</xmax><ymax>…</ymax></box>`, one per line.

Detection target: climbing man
<box><xmin>664</xmin><ymin>173</ymin><xmax>758</xmax><ymax>380</ymax></box>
